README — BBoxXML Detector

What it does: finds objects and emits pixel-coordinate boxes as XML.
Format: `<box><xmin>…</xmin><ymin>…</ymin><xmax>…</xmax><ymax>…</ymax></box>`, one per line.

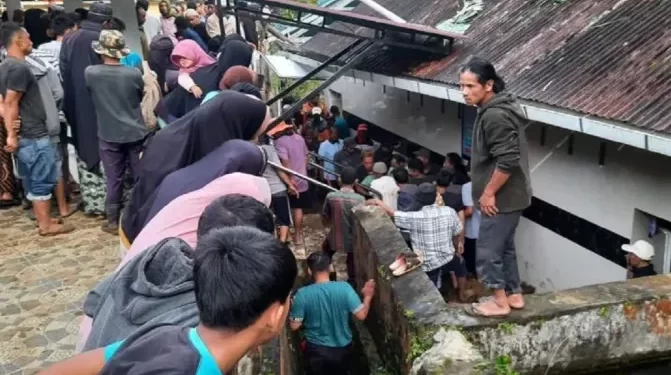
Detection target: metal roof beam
<box><xmin>266</xmin><ymin>39</ymin><xmax>365</xmax><ymax>105</ymax></box>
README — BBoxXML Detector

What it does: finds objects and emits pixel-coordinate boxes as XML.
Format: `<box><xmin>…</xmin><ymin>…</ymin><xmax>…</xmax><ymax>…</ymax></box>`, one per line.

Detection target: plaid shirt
<box><xmin>394</xmin><ymin>204</ymin><xmax>462</xmax><ymax>272</ymax></box>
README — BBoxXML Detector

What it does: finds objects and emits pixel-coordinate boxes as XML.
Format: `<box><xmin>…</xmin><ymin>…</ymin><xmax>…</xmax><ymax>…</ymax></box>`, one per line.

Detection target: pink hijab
<box><xmin>76</xmin><ymin>173</ymin><xmax>271</xmax><ymax>352</ymax></box>
<box><xmin>170</xmin><ymin>39</ymin><xmax>216</xmax><ymax>74</ymax></box>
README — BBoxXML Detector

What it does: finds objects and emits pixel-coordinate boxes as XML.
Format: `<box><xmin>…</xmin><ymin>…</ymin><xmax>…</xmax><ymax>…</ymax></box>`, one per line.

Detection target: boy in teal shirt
<box><xmin>290</xmin><ymin>252</ymin><xmax>375</xmax><ymax>375</ymax></box>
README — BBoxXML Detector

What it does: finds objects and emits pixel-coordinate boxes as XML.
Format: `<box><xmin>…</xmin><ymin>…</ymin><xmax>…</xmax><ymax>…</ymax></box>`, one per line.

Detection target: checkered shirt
<box><xmin>393</xmin><ymin>204</ymin><xmax>462</xmax><ymax>272</ymax></box>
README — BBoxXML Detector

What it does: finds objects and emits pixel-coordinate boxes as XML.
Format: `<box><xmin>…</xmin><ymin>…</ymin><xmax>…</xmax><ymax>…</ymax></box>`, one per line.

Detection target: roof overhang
<box><xmin>262</xmin><ymin>54</ymin><xmax>332</xmax><ymax>80</ymax></box>
<box><xmin>287</xmin><ymin>53</ymin><xmax>671</xmax><ymax>158</ymax></box>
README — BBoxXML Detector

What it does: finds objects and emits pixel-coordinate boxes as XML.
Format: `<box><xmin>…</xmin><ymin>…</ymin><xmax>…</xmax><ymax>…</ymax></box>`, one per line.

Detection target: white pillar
<box><xmin>111</xmin><ymin>0</ymin><xmax>144</xmax><ymax>59</ymax></box>
<box><xmin>5</xmin><ymin>0</ymin><xmax>22</xmax><ymax>19</ymax></box>
<box><xmin>64</xmin><ymin>0</ymin><xmax>84</xmax><ymax>12</ymax></box>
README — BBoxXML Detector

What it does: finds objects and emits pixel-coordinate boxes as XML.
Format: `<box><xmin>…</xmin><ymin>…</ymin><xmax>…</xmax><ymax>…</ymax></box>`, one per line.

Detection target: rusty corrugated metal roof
<box><xmin>300</xmin><ymin>0</ymin><xmax>671</xmax><ymax>134</ymax></box>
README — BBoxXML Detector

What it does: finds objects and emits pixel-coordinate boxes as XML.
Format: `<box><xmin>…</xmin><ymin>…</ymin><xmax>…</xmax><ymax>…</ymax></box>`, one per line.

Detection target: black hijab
<box><xmin>148</xmin><ymin>35</ymin><xmax>177</xmax><ymax>95</ymax></box>
<box><xmin>156</xmin><ymin>35</ymin><xmax>253</xmax><ymax>121</ymax></box>
<box><xmin>121</xmin><ymin>91</ymin><xmax>268</xmax><ymax>243</ymax></box>
<box><xmin>145</xmin><ymin>140</ymin><xmax>267</xmax><ymax>226</ymax></box>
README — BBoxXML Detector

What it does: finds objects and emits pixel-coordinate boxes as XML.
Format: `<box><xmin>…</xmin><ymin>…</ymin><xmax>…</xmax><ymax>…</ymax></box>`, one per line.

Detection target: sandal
<box><xmin>389</xmin><ymin>254</ymin><xmax>405</xmax><ymax>271</ymax></box>
<box><xmin>38</xmin><ymin>223</ymin><xmax>75</xmax><ymax>237</ymax></box>
<box><xmin>34</xmin><ymin>218</ymin><xmax>63</xmax><ymax>228</ymax></box>
<box><xmin>466</xmin><ymin>301</ymin><xmax>511</xmax><ymax>318</ymax></box>
<box><xmin>392</xmin><ymin>253</ymin><xmax>423</xmax><ymax>277</ymax></box>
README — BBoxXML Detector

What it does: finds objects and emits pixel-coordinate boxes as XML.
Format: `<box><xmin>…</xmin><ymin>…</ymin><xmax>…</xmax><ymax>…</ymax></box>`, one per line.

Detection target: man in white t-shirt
<box><xmin>370</xmin><ymin>162</ymin><xmax>399</xmax><ymax>211</ymax></box>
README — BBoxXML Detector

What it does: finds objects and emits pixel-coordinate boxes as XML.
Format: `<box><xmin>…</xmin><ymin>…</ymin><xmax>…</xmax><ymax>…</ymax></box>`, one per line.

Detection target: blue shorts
<box><xmin>16</xmin><ymin>137</ymin><xmax>58</xmax><ymax>201</ymax></box>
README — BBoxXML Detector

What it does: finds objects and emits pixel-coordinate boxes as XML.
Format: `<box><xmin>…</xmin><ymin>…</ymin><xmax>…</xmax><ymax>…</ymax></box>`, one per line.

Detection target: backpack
<box><xmin>141</xmin><ymin>61</ymin><xmax>162</xmax><ymax>130</ymax></box>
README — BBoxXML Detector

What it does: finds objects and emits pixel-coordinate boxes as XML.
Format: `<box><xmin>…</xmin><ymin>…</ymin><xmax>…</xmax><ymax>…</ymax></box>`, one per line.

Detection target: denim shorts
<box><xmin>16</xmin><ymin>137</ymin><xmax>58</xmax><ymax>201</ymax></box>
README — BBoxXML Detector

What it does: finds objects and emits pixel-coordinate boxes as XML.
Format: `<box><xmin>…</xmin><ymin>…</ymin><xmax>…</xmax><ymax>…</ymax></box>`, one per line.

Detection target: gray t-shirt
<box><xmin>261</xmin><ymin>145</ymin><xmax>287</xmax><ymax>195</ymax></box>
<box><xmin>0</xmin><ymin>57</ymin><xmax>48</xmax><ymax>139</ymax></box>
<box><xmin>85</xmin><ymin>64</ymin><xmax>148</xmax><ymax>143</ymax></box>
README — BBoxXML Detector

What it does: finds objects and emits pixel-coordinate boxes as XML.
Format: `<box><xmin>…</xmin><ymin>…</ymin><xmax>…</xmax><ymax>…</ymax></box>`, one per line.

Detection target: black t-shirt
<box><xmin>102</xmin><ymin>326</ymin><xmax>222</xmax><ymax>375</ymax></box>
<box><xmin>441</xmin><ymin>191</ymin><xmax>465</xmax><ymax>213</ymax></box>
<box><xmin>631</xmin><ymin>264</ymin><xmax>657</xmax><ymax>279</ymax></box>
<box><xmin>355</xmin><ymin>164</ymin><xmax>370</xmax><ymax>183</ymax></box>
<box><xmin>334</xmin><ymin>149</ymin><xmax>361</xmax><ymax>172</ymax></box>
<box><xmin>409</xmin><ymin>174</ymin><xmax>436</xmax><ymax>185</ymax></box>
<box><xmin>0</xmin><ymin>57</ymin><xmax>48</xmax><ymax>139</ymax></box>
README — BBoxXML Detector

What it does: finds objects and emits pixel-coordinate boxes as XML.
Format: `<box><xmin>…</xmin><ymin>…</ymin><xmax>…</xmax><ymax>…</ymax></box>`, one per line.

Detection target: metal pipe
<box><xmin>268</xmin><ymin>161</ymin><xmax>338</xmax><ymax>193</ymax></box>
<box><xmin>359</xmin><ymin>0</ymin><xmax>406</xmax><ymax>23</ymax></box>
<box><xmin>221</xmin><ymin>0</ymin><xmax>229</xmax><ymax>36</ymax></box>
<box><xmin>308</xmin><ymin>161</ymin><xmax>382</xmax><ymax>199</ymax></box>
<box><xmin>234</xmin><ymin>0</ymin><xmax>242</xmax><ymax>35</ymax></box>
<box><xmin>264</xmin><ymin>40</ymin><xmax>374</xmax><ymax>135</ymax></box>
<box><xmin>309</xmin><ymin>152</ymin><xmax>347</xmax><ymax>170</ymax></box>
<box><xmin>266</xmin><ymin>40</ymin><xmax>364</xmax><ymax>106</ymax></box>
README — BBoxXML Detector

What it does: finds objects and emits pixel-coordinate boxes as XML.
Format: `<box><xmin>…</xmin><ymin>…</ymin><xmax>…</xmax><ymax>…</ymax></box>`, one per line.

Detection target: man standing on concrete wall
<box><xmin>459</xmin><ymin>57</ymin><xmax>532</xmax><ymax>317</ymax></box>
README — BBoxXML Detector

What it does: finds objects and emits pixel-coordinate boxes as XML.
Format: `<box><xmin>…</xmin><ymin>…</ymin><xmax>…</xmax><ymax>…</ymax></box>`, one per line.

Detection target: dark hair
<box><xmin>197</xmin><ymin>194</ymin><xmax>274</xmax><ymax>237</ymax></box>
<box><xmin>340</xmin><ymin>166</ymin><xmax>357</xmax><ymax>185</ymax></box>
<box><xmin>67</xmin><ymin>12</ymin><xmax>82</xmax><ymax>25</ymax></box>
<box><xmin>445</xmin><ymin>152</ymin><xmax>470</xmax><ymax>184</ymax></box>
<box><xmin>230</xmin><ymin>82</ymin><xmax>262</xmax><ymax>100</ymax></box>
<box><xmin>103</xmin><ymin>17</ymin><xmax>126</xmax><ymax>31</ymax></box>
<box><xmin>307</xmin><ymin>251</ymin><xmax>331</xmax><ymax>274</ymax></box>
<box><xmin>50</xmin><ymin>14</ymin><xmax>75</xmax><ymax>37</ymax></box>
<box><xmin>187</xmin><ymin>1</ymin><xmax>198</xmax><ymax>9</ymax></box>
<box><xmin>392</xmin><ymin>154</ymin><xmax>407</xmax><ymax>165</ymax></box>
<box><xmin>0</xmin><ymin>22</ymin><xmax>24</xmax><ymax>49</ymax></box>
<box><xmin>136</xmin><ymin>0</ymin><xmax>150</xmax><ymax>11</ymax></box>
<box><xmin>460</xmin><ymin>57</ymin><xmax>506</xmax><ymax>93</ymax></box>
<box><xmin>194</xmin><ymin>227</ymin><xmax>297</xmax><ymax>330</ymax></box>
<box><xmin>392</xmin><ymin>168</ymin><xmax>409</xmax><ymax>184</ymax></box>
<box><xmin>435</xmin><ymin>170</ymin><xmax>453</xmax><ymax>188</ymax></box>
<box><xmin>12</xmin><ymin>9</ymin><xmax>24</xmax><ymax>24</ymax></box>
<box><xmin>207</xmin><ymin>35</ymin><xmax>222</xmax><ymax>52</ymax></box>
<box><xmin>74</xmin><ymin>8</ymin><xmax>88</xmax><ymax>20</ymax></box>
<box><xmin>330</xmin><ymin>105</ymin><xmax>341</xmax><ymax>117</ymax></box>
<box><xmin>174</xmin><ymin>16</ymin><xmax>190</xmax><ymax>31</ymax></box>
<box><xmin>408</xmin><ymin>158</ymin><xmax>424</xmax><ymax>173</ymax></box>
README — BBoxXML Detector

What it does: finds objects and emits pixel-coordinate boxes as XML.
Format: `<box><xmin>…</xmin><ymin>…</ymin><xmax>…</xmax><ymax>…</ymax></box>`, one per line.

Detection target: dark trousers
<box><xmin>98</xmin><ymin>139</ymin><xmax>143</xmax><ymax>219</ymax></box>
<box><xmin>476</xmin><ymin>211</ymin><xmax>523</xmax><ymax>294</ymax></box>
<box><xmin>304</xmin><ymin>341</ymin><xmax>353</xmax><ymax>375</ymax></box>
<box><xmin>464</xmin><ymin>237</ymin><xmax>477</xmax><ymax>275</ymax></box>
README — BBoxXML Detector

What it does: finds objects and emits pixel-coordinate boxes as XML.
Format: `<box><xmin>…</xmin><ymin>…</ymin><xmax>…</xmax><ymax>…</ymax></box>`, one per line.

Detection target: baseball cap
<box><xmin>621</xmin><ymin>240</ymin><xmax>655</xmax><ymax>261</ymax></box>
<box><xmin>372</xmin><ymin>162</ymin><xmax>387</xmax><ymax>175</ymax></box>
<box><xmin>311</xmin><ymin>107</ymin><xmax>322</xmax><ymax>116</ymax></box>
<box><xmin>414</xmin><ymin>148</ymin><xmax>431</xmax><ymax>159</ymax></box>
<box><xmin>266</xmin><ymin>121</ymin><xmax>293</xmax><ymax>136</ymax></box>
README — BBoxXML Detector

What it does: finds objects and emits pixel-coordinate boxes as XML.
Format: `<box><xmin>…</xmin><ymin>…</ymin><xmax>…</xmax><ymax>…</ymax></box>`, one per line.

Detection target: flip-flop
<box><xmin>392</xmin><ymin>254</ymin><xmax>423</xmax><ymax>276</ymax></box>
<box><xmin>38</xmin><ymin>223</ymin><xmax>75</xmax><ymax>237</ymax></box>
<box><xmin>389</xmin><ymin>254</ymin><xmax>405</xmax><ymax>271</ymax></box>
<box><xmin>34</xmin><ymin>218</ymin><xmax>63</xmax><ymax>228</ymax></box>
<box><xmin>465</xmin><ymin>303</ymin><xmax>510</xmax><ymax>318</ymax></box>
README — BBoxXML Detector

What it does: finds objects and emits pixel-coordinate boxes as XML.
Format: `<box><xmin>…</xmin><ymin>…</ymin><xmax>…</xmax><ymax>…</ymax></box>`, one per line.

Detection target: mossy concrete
<box><xmin>352</xmin><ymin>206</ymin><xmax>671</xmax><ymax>374</ymax></box>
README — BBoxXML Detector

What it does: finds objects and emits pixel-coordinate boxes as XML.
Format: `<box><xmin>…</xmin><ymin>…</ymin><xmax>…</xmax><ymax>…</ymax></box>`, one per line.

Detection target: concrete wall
<box><xmin>329</xmin><ymin>77</ymin><xmax>671</xmax><ymax>292</ymax></box>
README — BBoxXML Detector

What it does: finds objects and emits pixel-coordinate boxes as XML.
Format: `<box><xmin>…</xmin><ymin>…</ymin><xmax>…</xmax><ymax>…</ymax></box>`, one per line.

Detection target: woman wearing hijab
<box><xmin>120</xmin><ymin>91</ymin><xmax>271</xmax><ymax>247</ymax></box>
<box><xmin>147</xmin><ymin>35</ymin><xmax>178</xmax><ymax>95</ymax></box>
<box><xmin>201</xmin><ymin>66</ymin><xmax>256</xmax><ymax>104</ymax></box>
<box><xmin>77</xmin><ymin>172</ymin><xmax>271</xmax><ymax>352</ymax></box>
<box><xmin>171</xmin><ymin>39</ymin><xmax>216</xmax><ymax>99</ymax></box>
<box><xmin>155</xmin><ymin>34</ymin><xmax>253</xmax><ymax>122</ymax></box>
<box><xmin>144</xmin><ymin>140</ymin><xmax>267</xmax><ymax>226</ymax></box>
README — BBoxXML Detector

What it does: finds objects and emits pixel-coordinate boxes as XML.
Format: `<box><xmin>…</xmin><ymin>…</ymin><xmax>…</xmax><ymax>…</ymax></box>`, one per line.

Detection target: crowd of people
<box><xmin>0</xmin><ymin>2</ymin><xmax>658</xmax><ymax>373</ymax></box>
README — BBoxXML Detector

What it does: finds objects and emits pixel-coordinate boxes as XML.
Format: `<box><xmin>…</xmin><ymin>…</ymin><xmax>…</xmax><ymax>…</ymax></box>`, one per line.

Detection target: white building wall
<box><xmin>329</xmin><ymin>77</ymin><xmax>671</xmax><ymax>292</ymax></box>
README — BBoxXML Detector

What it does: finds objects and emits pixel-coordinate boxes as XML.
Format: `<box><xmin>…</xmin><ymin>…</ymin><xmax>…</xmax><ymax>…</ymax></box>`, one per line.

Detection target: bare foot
<box><xmin>470</xmin><ymin>299</ymin><xmax>511</xmax><ymax>317</ymax></box>
<box><xmin>38</xmin><ymin>223</ymin><xmax>75</xmax><ymax>237</ymax></box>
<box><xmin>507</xmin><ymin>293</ymin><xmax>525</xmax><ymax>309</ymax></box>
<box><xmin>59</xmin><ymin>203</ymin><xmax>79</xmax><ymax>218</ymax></box>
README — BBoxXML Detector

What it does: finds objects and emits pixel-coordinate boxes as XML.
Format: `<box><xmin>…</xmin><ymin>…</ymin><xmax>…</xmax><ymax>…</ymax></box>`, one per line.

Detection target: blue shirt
<box><xmin>103</xmin><ymin>327</ymin><xmax>222</xmax><ymax>375</ymax></box>
<box><xmin>201</xmin><ymin>90</ymin><xmax>219</xmax><ymax>105</ymax></box>
<box><xmin>318</xmin><ymin>139</ymin><xmax>343</xmax><ymax>180</ymax></box>
<box><xmin>461</xmin><ymin>182</ymin><xmax>481</xmax><ymax>239</ymax></box>
<box><xmin>290</xmin><ymin>281</ymin><xmax>363</xmax><ymax>347</ymax></box>
<box><xmin>183</xmin><ymin>28</ymin><xmax>208</xmax><ymax>51</ymax></box>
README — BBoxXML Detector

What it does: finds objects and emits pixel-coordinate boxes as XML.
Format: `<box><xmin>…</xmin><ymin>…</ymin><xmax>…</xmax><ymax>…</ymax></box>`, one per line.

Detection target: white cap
<box><xmin>621</xmin><ymin>240</ymin><xmax>655</xmax><ymax>261</ymax></box>
<box><xmin>311</xmin><ymin>107</ymin><xmax>322</xmax><ymax>116</ymax></box>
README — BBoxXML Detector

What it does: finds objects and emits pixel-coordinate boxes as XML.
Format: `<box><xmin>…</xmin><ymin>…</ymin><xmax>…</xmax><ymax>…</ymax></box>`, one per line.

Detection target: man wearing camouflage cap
<box><xmin>85</xmin><ymin>30</ymin><xmax>147</xmax><ymax>234</ymax></box>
